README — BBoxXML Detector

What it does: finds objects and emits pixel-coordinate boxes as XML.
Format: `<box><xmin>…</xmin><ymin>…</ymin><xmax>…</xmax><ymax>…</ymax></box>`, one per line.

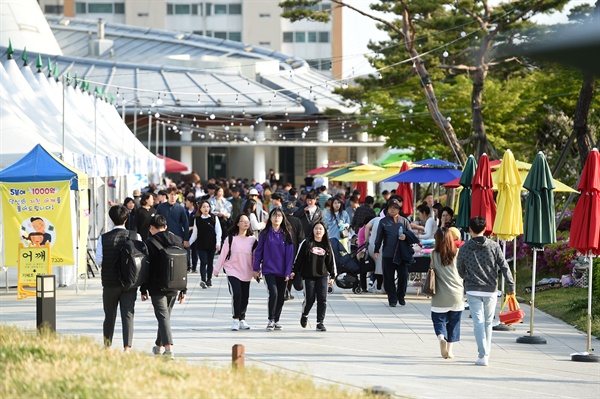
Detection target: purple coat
<box><xmin>253</xmin><ymin>227</ymin><xmax>294</xmax><ymax>277</ymax></box>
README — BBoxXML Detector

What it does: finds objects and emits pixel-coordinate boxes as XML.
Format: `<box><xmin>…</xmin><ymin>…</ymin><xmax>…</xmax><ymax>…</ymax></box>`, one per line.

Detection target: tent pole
<box><xmin>147</xmin><ymin>115</ymin><xmax>152</xmax><ymax>152</ymax></box>
<box><xmin>155</xmin><ymin>119</ymin><xmax>159</xmax><ymax>155</ymax></box>
<box><xmin>62</xmin><ymin>75</ymin><xmax>66</xmax><ymax>160</ymax></box>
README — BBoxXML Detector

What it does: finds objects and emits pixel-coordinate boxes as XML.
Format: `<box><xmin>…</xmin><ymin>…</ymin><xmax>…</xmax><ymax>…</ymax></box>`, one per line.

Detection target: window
<box><xmin>229</xmin><ymin>4</ymin><xmax>242</xmax><ymax>14</ymax></box>
<box><xmin>214</xmin><ymin>31</ymin><xmax>227</xmax><ymax>39</ymax></box>
<box><xmin>45</xmin><ymin>5</ymin><xmax>64</xmax><ymax>13</ymax></box>
<box><xmin>321</xmin><ymin>3</ymin><xmax>331</xmax><ymax>12</ymax></box>
<box><xmin>191</xmin><ymin>4</ymin><xmax>199</xmax><ymax>15</ymax></box>
<box><xmin>214</xmin><ymin>4</ymin><xmax>227</xmax><ymax>14</ymax></box>
<box><xmin>167</xmin><ymin>3</ymin><xmax>173</xmax><ymax>14</ymax></box>
<box><xmin>88</xmin><ymin>3</ymin><xmax>113</xmax><ymax>13</ymax></box>
<box><xmin>175</xmin><ymin>4</ymin><xmax>190</xmax><ymax>14</ymax></box>
<box><xmin>321</xmin><ymin>59</ymin><xmax>332</xmax><ymax>70</ymax></box>
<box><xmin>205</xmin><ymin>30</ymin><xmax>213</xmax><ymax>37</ymax></box>
<box><xmin>205</xmin><ymin>2</ymin><xmax>212</xmax><ymax>15</ymax></box>
<box><xmin>318</xmin><ymin>31</ymin><xmax>330</xmax><ymax>43</ymax></box>
<box><xmin>228</xmin><ymin>32</ymin><xmax>242</xmax><ymax>42</ymax></box>
<box><xmin>259</xmin><ymin>13</ymin><xmax>270</xmax><ymax>17</ymax></box>
<box><xmin>283</xmin><ymin>32</ymin><xmax>293</xmax><ymax>43</ymax></box>
<box><xmin>307</xmin><ymin>60</ymin><xmax>319</xmax><ymax>69</ymax></box>
<box><xmin>308</xmin><ymin>32</ymin><xmax>317</xmax><ymax>43</ymax></box>
<box><xmin>75</xmin><ymin>2</ymin><xmax>86</xmax><ymax>13</ymax></box>
<box><xmin>193</xmin><ymin>30</ymin><xmax>203</xmax><ymax>35</ymax></box>
<box><xmin>295</xmin><ymin>32</ymin><xmax>306</xmax><ymax>43</ymax></box>
<box><xmin>137</xmin><ymin>12</ymin><xmax>149</xmax><ymax>17</ymax></box>
<box><xmin>114</xmin><ymin>3</ymin><xmax>125</xmax><ymax>14</ymax></box>
<box><xmin>259</xmin><ymin>41</ymin><xmax>271</xmax><ymax>46</ymax></box>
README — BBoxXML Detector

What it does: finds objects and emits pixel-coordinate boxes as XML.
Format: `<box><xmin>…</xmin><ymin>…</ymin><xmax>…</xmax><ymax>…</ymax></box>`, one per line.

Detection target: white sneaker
<box><xmin>239</xmin><ymin>320</ymin><xmax>250</xmax><ymax>330</ymax></box>
<box><xmin>230</xmin><ymin>320</ymin><xmax>240</xmax><ymax>331</ymax></box>
<box><xmin>475</xmin><ymin>355</ymin><xmax>489</xmax><ymax>366</ymax></box>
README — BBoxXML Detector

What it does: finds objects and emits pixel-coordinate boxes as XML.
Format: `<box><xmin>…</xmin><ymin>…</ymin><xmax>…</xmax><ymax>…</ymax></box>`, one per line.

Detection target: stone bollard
<box><xmin>232</xmin><ymin>344</ymin><xmax>245</xmax><ymax>369</ymax></box>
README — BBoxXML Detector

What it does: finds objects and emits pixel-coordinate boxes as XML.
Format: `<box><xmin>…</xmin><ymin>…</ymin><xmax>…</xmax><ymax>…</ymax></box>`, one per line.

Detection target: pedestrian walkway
<box><xmin>1</xmin><ymin>273</ymin><xmax>598</xmax><ymax>398</ymax></box>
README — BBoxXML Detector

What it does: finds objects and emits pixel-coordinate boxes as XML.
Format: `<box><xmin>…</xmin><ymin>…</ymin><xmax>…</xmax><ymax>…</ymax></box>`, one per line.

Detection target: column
<box><xmin>316</xmin><ymin>120</ymin><xmax>329</xmax><ymax>167</ymax></box>
<box><xmin>254</xmin><ymin>147</ymin><xmax>266</xmax><ymax>183</ymax></box>
<box><xmin>180</xmin><ymin>125</ymin><xmax>192</xmax><ymax>173</ymax></box>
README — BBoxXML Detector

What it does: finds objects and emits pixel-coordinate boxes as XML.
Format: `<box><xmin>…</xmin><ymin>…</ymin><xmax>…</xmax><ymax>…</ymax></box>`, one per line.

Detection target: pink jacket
<box><xmin>214</xmin><ymin>235</ymin><xmax>256</xmax><ymax>282</ymax></box>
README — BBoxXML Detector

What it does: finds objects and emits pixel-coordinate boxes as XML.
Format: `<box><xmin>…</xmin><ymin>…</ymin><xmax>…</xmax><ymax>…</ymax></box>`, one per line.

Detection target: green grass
<box><xmin>0</xmin><ymin>325</ymin><xmax>377</xmax><ymax>398</ymax></box>
<box><xmin>514</xmin><ymin>264</ymin><xmax>600</xmax><ymax>339</ymax></box>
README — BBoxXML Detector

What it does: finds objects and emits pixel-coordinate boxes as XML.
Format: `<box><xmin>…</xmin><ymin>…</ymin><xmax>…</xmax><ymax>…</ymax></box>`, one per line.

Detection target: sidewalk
<box><xmin>1</xmin><ymin>273</ymin><xmax>599</xmax><ymax>398</ymax></box>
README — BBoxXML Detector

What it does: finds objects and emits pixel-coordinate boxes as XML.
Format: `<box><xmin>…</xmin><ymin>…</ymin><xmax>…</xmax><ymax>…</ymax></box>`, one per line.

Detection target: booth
<box><xmin>0</xmin><ymin>144</ymin><xmax>89</xmax><ymax>288</ymax></box>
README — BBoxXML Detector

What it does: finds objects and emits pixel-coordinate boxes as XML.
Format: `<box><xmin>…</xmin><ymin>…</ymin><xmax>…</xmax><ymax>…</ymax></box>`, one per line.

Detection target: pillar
<box><xmin>254</xmin><ymin>147</ymin><xmax>266</xmax><ymax>183</ymax></box>
<box><xmin>316</xmin><ymin>120</ymin><xmax>329</xmax><ymax>168</ymax></box>
<box><xmin>180</xmin><ymin>125</ymin><xmax>192</xmax><ymax>173</ymax></box>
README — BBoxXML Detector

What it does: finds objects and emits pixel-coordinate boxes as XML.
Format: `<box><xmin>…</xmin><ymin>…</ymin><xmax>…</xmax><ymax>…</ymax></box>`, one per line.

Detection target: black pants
<box><xmin>151</xmin><ymin>293</ymin><xmax>176</xmax><ymax>346</ymax></box>
<box><xmin>264</xmin><ymin>274</ymin><xmax>287</xmax><ymax>322</ymax></box>
<box><xmin>102</xmin><ymin>285</ymin><xmax>137</xmax><ymax>347</ymax></box>
<box><xmin>302</xmin><ymin>276</ymin><xmax>328</xmax><ymax>323</ymax></box>
<box><xmin>228</xmin><ymin>276</ymin><xmax>250</xmax><ymax>320</ymax></box>
<box><xmin>198</xmin><ymin>248</ymin><xmax>215</xmax><ymax>282</ymax></box>
<box><xmin>382</xmin><ymin>257</ymin><xmax>408</xmax><ymax>305</ymax></box>
<box><xmin>187</xmin><ymin>246</ymin><xmax>198</xmax><ymax>272</ymax></box>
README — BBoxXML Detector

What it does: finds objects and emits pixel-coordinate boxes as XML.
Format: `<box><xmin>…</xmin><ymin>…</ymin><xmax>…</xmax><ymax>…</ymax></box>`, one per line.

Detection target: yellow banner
<box><xmin>17</xmin><ymin>243</ymin><xmax>51</xmax><ymax>299</ymax></box>
<box><xmin>2</xmin><ymin>181</ymin><xmax>74</xmax><ymax>267</ymax></box>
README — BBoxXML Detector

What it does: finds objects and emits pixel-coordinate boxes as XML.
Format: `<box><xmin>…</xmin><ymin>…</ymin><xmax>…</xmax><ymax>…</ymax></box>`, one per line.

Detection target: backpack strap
<box><xmin>147</xmin><ymin>236</ymin><xmax>164</xmax><ymax>251</ymax></box>
<box><xmin>225</xmin><ymin>234</ymin><xmax>234</xmax><ymax>261</ymax></box>
<box><xmin>128</xmin><ymin>230</ymin><xmax>137</xmax><ymax>240</ymax></box>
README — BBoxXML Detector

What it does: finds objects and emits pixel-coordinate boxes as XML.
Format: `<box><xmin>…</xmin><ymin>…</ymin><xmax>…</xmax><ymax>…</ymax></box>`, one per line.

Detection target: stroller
<box><xmin>330</xmin><ymin>238</ymin><xmax>375</xmax><ymax>294</ymax></box>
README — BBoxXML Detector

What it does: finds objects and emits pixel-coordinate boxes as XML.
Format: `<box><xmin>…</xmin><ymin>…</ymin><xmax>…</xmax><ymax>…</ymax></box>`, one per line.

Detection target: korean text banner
<box><xmin>1</xmin><ymin>181</ymin><xmax>74</xmax><ymax>267</ymax></box>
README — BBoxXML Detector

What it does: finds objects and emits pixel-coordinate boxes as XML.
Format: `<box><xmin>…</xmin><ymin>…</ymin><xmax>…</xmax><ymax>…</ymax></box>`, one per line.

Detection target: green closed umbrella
<box><xmin>517</xmin><ymin>151</ymin><xmax>556</xmax><ymax>345</ymax></box>
<box><xmin>455</xmin><ymin>155</ymin><xmax>476</xmax><ymax>230</ymax></box>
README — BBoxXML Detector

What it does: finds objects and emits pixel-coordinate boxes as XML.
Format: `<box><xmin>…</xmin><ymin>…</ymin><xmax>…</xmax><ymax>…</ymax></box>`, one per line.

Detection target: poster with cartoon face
<box><xmin>21</xmin><ymin>216</ymin><xmax>56</xmax><ymax>247</ymax></box>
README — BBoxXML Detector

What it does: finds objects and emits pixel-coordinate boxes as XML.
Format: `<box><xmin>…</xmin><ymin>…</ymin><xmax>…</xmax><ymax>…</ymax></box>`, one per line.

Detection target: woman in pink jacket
<box><xmin>214</xmin><ymin>214</ymin><xmax>257</xmax><ymax>331</ymax></box>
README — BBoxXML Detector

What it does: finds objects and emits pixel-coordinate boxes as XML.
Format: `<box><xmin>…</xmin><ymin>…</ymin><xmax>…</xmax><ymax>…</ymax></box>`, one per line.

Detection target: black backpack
<box><xmin>120</xmin><ymin>231</ymin><xmax>150</xmax><ymax>289</ymax></box>
<box><xmin>148</xmin><ymin>236</ymin><xmax>188</xmax><ymax>291</ymax></box>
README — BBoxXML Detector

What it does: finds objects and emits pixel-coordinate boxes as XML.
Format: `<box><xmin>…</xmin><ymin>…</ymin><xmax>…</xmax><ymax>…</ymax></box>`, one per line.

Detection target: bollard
<box><xmin>36</xmin><ymin>274</ymin><xmax>56</xmax><ymax>333</ymax></box>
<box><xmin>232</xmin><ymin>344</ymin><xmax>245</xmax><ymax>369</ymax></box>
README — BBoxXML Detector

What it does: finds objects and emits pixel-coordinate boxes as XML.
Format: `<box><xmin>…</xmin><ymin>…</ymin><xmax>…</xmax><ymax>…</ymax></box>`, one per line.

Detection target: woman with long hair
<box><xmin>189</xmin><ymin>200</ymin><xmax>222</xmax><ymax>288</ymax></box>
<box><xmin>214</xmin><ymin>214</ymin><xmax>256</xmax><ymax>331</ymax></box>
<box><xmin>123</xmin><ymin>197</ymin><xmax>137</xmax><ymax>233</ymax></box>
<box><xmin>253</xmin><ymin>208</ymin><xmax>295</xmax><ymax>331</ymax></box>
<box><xmin>430</xmin><ymin>227</ymin><xmax>464</xmax><ymax>359</ymax></box>
<box><xmin>292</xmin><ymin>221</ymin><xmax>336</xmax><ymax>331</ymax></box>
<box><xmin>242</xmin><ymin>198</ymin><xmax>265</xmax><ymax>237</ymax></box>
<box><xmin>323</xmin><ymin>197</ymin><xmax>351</xmax><ymax>250</ymax></box>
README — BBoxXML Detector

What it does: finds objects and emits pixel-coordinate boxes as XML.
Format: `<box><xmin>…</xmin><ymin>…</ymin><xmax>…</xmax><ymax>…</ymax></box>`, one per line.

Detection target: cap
<box><xmin>249</xmin><ymin>188</ymin><xmax>259</xmax><ymax>196</ymax></box>
<box><xmin>387</xmin><ymin>199</ymin><xmax>402</xmax><ymax>209</ymax></box>
<box><xmin>133</xmin><ymin>189</ymin><xmax>141</xmax><ymax>196</ymax></box>
<box><xmin>300</xmin><ymin>189</ymin><xmax>308</xmax><ymax>195</ymax></box>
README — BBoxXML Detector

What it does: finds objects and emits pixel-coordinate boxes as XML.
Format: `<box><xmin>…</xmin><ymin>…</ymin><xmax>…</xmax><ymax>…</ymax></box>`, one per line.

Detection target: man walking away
<box><xmin>96</xmin><ymin>205</ymin><xmax>140</xmax><ymax>352</ymax></box>
<box><xmin>142</xmin><ymin>215</ymin><xmax>186</xmax><ymax>359</ymax></box>
<box><xmin>457</xmin><ymin>216</ymin><xmax>514</xmax><ymax>366</ymax></box>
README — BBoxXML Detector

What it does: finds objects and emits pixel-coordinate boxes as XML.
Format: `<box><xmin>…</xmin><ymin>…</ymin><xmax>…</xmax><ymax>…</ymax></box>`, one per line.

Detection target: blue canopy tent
<box><xmin>0</xmin><ymin>144</ymin><xmax>89</xmax><ymax>289</ymax></box>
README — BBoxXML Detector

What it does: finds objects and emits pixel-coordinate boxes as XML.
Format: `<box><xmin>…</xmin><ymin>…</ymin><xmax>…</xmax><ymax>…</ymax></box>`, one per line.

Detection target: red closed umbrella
<box><xmin>568</xmin><ymin>148</ymin><xmax>600</xmax><ymax>362</ymax></box>
<box><xmin>471</xmin><ymin>153</ymin><xmax>496</xmax><ymax>235</ymax></box>
<box><xmin>395</xmin><ymin>161</ymin><xmax>414</xmax><ymax>216</ymax></box>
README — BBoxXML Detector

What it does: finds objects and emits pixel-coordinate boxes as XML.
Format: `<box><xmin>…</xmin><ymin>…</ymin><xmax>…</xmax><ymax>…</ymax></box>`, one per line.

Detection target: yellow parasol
<box><xmin>493</xmin><ymin>149</ymin><xmax>524</xmax><ymax>241</ymax></box>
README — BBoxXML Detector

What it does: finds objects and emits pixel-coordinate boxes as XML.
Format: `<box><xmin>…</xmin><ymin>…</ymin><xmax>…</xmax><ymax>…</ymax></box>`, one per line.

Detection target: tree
<box><xmin>280</xmin><ymin>0</ymin><xmax>571</xmax><ymax>162</ymax></box>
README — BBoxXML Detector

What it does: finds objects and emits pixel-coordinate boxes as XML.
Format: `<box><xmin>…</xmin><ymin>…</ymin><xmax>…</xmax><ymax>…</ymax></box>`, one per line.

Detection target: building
<box><xmin>4</xmin><ymin>0</ymin><xmax>388</xmax><ymax>186</ymax></box>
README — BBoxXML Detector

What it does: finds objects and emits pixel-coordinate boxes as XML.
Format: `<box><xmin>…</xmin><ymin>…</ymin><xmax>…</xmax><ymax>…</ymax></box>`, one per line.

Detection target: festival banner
<box><xmin>1</xmin><ymin>181</ymin><xmax>74</xmax><ymax>267</ymax></box>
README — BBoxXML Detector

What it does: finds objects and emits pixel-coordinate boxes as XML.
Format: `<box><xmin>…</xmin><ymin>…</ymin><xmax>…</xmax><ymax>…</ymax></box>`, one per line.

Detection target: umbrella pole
<box><xmin>494</xmin><ymin>240</ymin><xmax>515</xmax><ymax>332</ymax></box>
<box><xmin>513</xmin><ymin>237</ymin><xmax>517</xmax><ymax>287</ymax></box>
<box><xmin>571</xmin><ymin>254</ymin><xmax>599</xmax><ymax>362</ymax></box>
<box><xmin>516</xmin><ymin>248</ymin><xmax>546</xmax><ymax>344</ymax></box>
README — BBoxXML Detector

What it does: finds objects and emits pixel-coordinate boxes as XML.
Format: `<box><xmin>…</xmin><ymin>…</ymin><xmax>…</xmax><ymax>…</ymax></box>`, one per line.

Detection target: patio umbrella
<box><xmin>157</xmin><ymin>155</ymin><xmax>188</xmax><ymax>173</ymax></box>
<box><xmin>455</xmin><ymin>155</ymin><xmax>477</xmax><ymax>230</ymax></box>
<box><xmin>381</xmin><ymin>167</ymin><xmax>462</xmax><ymax>184</ymax></box>
<box><xmin>470</xmin><ymin>154</ymin><xmax>496</xmax><ymax>235</ymax></box>
<box><xmin>517</xmin><ymin>151</ymin><xmax>556</xmax><ymax>345</ymax></box>
<box><xmin>395</xmin><ymin>161</ymin><xmax>414</xmax><ymax>216</ymax></box>
<box><xmin>491</xmin><ymin>150</ymin><xmax>523</xmax><ymax>332</ymax></box>
<box><xmin>568</xmin><ymin>147</ymin><xmax>600</xmax><ymax>362</ymax></box>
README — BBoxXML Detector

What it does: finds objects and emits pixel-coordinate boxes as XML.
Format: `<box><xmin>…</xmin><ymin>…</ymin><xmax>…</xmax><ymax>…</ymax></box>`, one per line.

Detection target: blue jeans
<box><xmin>431</xmin><ymin>311</ymin><xmax>462</xmax><ymax>342</ymax></box>
<box><xmin>467</xmin><ymin>294</ymin><xmax>497</xmax><ymax>357</ymax></box>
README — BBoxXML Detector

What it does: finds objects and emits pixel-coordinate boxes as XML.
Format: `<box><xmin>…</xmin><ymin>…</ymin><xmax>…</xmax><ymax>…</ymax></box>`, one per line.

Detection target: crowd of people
<box><xmin>97</xmin><ymin>174</ymin><xmax>513</xmax><ymax>366</ymax></box>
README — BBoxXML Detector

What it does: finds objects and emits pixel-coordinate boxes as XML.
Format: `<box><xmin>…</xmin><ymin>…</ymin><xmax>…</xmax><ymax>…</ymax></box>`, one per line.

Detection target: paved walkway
<box><xmin>1</xmin><ymin>273</ymin><xmax>599</xmax><ymax>398</ymax></box>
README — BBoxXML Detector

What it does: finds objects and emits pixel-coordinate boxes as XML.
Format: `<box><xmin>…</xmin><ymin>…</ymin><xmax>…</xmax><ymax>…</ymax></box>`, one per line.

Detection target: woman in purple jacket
<box><xmin>253</xmin><ymin>208</ymin><xmax>295</xmax><ymax>331</ymax></box>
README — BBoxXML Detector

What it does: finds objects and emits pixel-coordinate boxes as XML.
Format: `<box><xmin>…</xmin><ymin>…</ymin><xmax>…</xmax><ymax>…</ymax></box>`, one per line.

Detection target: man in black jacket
<box><xmin>294</xmin><ymin>192</ymin><xmax>324</xmax><ymax>238</ymax></box>
<box><xmin>141</xmin><ymin>215</ymin><xmax>187</xmax><ymax>359</ymax></box>
<box><xmin>95</xmin><ymin>205</ymin><xmax>140</xmax><ymax>352</ymax></box>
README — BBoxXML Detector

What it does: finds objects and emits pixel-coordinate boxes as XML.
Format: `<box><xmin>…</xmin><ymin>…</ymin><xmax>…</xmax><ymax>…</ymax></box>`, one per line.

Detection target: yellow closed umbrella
<box><xmin>493</xmin><ymin>149</ymin><xmax>523</xmax><ymax>240</ymax></box>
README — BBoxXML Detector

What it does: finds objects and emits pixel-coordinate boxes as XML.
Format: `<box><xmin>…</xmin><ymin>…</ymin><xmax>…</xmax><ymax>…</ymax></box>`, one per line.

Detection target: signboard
<box><xmin>18</xmin><ymin>243</ymin><xmax>51</xmax><ymax>299</ymax></box>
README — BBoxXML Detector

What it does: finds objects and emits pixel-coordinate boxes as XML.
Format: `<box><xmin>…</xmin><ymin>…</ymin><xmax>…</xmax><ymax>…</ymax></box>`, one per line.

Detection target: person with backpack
<box><xmin>253</xmin><ymin>208</ymin><xmax>295</xmax><ymax>331</ymax></box>
<box><xmin>292</xmin><ymin>221</ymin><xmax>336</xmax><ymax>332</ymax></box>
<box><xmin>189</xmin><ymin>200</ymin><xmax>222</xmax><ymax>288</ymax></box>
<box><xmin>142</xmin><ymin>215</ymin><xmax>187</xmax><ymax>359</ymax></box>
<box><xmin>95</xmin><ymin>205</ymin><xmax>141</xmax><ymax>353</ymax></box>
<box><xmin>213</xmin><ymin>214</ymin><xmax>257</xmax><ymax>331</ymax></box>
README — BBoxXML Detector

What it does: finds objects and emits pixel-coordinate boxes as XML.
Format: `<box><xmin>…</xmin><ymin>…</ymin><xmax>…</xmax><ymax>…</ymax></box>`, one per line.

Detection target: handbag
<box><xmin>499</xmin><ymin>293</ymin><xmax>525</xmax><ymax>325</ymax></box>
<box><xmin>422</xmin><ymin>266</ymin><xmax>436</xmax><ymax>296</ymax></box>
<box><xmin>340</xmin><ymin>228</ymin><xmax>349</xmax><ymax>239</ymax></box>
